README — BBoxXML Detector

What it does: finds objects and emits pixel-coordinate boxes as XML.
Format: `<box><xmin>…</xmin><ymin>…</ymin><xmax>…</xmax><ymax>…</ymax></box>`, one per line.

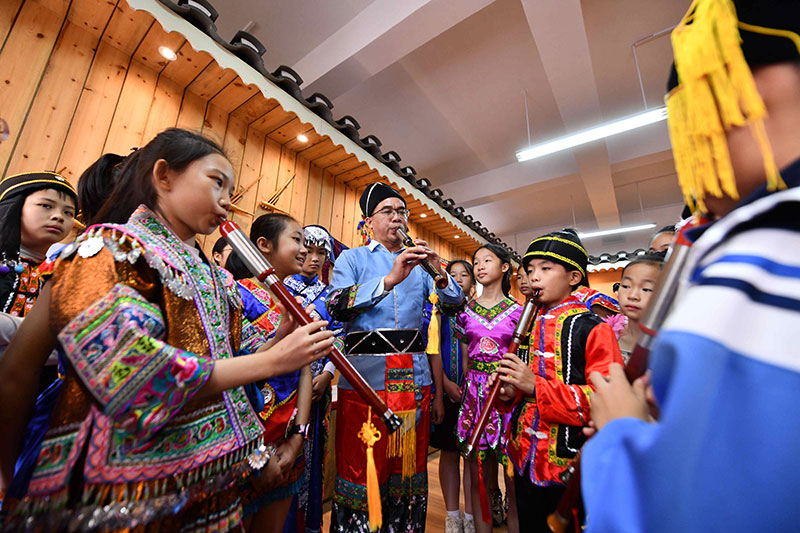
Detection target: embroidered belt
<box><xmin>344</xmin><ymin>328</ymin><xmax>424</xmax><ymax>355</ymax></box>
<box><xmin>468</xmin><ymin>360</ymin><xmax>500</xmax><ymax>373</ymax></box>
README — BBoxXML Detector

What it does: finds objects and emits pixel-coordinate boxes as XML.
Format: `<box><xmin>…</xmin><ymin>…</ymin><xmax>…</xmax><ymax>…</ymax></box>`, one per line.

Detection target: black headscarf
<box><xmin>359</xmin><ymin>182</ymin><xmax>405</xmax><ymax>217</ymax></box>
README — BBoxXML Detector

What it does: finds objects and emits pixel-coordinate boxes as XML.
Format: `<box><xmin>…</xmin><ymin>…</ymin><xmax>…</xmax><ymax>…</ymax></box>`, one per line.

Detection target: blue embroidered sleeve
<box><xmin>326</xmin><ymin>252</ymin><xmax>387</xmax><ymax>322</ymax></box>
<box><xmin>58</xmin><ymin>283</ymin><xmax>213</xmax><ymax>442</ymax></box>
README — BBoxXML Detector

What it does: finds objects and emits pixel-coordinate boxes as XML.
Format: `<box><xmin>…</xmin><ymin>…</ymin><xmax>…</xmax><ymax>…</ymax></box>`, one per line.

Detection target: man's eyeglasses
<box><xmin>373</xmin><ymin>207</ymin><xmax>410</xmax><ymax>219</ymax></box>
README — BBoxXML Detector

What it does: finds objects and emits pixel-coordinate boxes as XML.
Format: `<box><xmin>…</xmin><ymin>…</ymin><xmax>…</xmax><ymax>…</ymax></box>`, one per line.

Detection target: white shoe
<box><xmin>445</xmin><ymin>514</ymin><xmax>463</xmax><ymax>533</ymax></box>
<box><xmin>462</xmin><ymin>515</ymin><xmax>476</xmax><ymax>533</ymax></box>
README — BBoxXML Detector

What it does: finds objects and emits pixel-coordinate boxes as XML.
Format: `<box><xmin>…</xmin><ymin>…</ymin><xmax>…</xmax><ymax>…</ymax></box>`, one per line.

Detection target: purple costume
<box><xmin>455</xmin><ymin>297</ymin><xmax>522</xmax><ymax>463</ymax></box>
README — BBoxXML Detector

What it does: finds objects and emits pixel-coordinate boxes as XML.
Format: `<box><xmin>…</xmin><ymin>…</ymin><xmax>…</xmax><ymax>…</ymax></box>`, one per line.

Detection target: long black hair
<box><xmin>224</xmin><ymin>248</ymin><xmax>253</xmax><ymax>281</ymax></box>
<box><xmin>250</xmin><ymin>212</ymin><xmax>296</xmax><ymax>249</ymax></box>
<box><xmin>77</xmin><ymin>153</ymin><xmax>125</xmax><ymax>226</ymax></box>
<box><xmin>472</xmin><ymin>243</ymin><xmax>513</xmax><ymax>297</ymax></box>
<box><xmin>93</xmin><ymin>128</ymin><xmax>227</xmax><ymax>224</ymax></box>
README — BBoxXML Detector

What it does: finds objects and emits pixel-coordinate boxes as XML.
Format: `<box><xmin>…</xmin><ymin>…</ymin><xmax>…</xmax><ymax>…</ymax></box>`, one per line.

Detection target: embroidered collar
<box><xmin>467</xmin><ymin>297</ymin><xmax>518</xmax><ymax>328</ymax></box>
<box><xmin>284</xmin><ymin>273</ymin><xmax>326</xmax><ymax>304</ymax></box>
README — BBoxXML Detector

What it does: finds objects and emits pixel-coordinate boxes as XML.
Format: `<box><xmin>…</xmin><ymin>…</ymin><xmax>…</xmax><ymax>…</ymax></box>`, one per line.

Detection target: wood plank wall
<box><xmin>0</xmin><ymin>0</ymin><xmax>473</xmax><ymax>263</ymax></box>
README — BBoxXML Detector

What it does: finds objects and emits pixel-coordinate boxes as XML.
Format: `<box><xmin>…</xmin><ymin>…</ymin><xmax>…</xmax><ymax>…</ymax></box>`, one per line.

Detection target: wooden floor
<box><xmin>322</xmin><ymin>450</ymin><xmax>509</xmax><ymax>533</ymax></box>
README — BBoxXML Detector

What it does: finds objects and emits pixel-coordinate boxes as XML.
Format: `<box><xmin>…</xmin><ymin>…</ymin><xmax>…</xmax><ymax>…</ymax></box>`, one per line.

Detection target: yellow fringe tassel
<box><xmin>385</xmin><ymin>409</ymin><xmax>417</xmax><ymax>480</ymax></box>
<box><xmin>667</xmin><ymin>0</ymin><xmax>794</xmax><ymax>213</ymax></box>
<box><xmin>426</xmin><ymin>291</ymin><xmax>440</xmax><ymax>356</ymax></box>
<box><xmin>359</xmin><ymin>407</ymin><xmax>383</xmax><ymax>532</ymax></box>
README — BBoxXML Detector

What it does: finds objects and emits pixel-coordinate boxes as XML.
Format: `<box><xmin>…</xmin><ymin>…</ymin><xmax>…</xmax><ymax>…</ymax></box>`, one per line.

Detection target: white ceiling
<box><xmin>212</xmin><ymin>0</ymin><xmax>691</xmax><ymax>256</ymax></box>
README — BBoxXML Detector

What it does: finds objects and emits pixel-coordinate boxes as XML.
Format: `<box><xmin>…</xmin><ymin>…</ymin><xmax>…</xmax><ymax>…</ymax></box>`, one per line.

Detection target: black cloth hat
<box><xmin>523</xmin><ymin>228</ymin><xmax>588</xmax><ymax>286</ymax></box>
<box><xmin>667</xmin><ymin>0</ymin><xmax>800</xmax><ymax>91</ymax></box>
<box><xmin>359</xmin><ymin>182</ymin><xmax>405</xmax><ymax>217</ymax></box>
<box><xmin>0</xmin><ymin>171</ymin><xmax>76</xmax><ymax>204</ymax></box>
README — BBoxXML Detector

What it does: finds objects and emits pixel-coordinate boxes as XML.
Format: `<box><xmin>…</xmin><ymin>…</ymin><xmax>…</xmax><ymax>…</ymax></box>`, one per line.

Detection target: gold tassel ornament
<box><xmin>426</xmin><ymin>291</ymin><xmax>440</xmax><ymax>356</ymax></box>
<box><xmin>667</xmin><ymin>0</ymin><xmax>796</xmax><ymax>212</ymax></box>
<box><xmin>359</xmin><ymin>407</ymin><xmax>383</xmax><ymax>532</ymax></box>
<box><xmin>385</xmin><ymin>409</ymin><xmax>417</xmax><ymax>480</ymax></box>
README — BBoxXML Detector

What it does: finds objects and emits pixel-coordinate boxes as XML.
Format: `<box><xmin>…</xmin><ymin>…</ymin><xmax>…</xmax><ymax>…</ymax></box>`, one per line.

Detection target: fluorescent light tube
<box><xmin>577</xmin><ymin>223</ymin><xmax>656</xmax><ymax>239</ymax></box>
<box><xmin>516</xmin><ymin>106</ymin><xmax>668</xmax><ymax>162</ymax></box>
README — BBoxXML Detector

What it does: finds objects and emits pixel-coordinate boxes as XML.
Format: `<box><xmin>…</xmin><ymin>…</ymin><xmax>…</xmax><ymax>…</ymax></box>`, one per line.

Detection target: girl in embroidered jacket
<box><xmin>456</xmin><ymin>244</ymin><xmax>522</xmax><ymax>533</ymax></box>
<box><xmin>233</xmin><ymin>213</ymin><xmax>315</xmax><ymax>533</ymax></box>
<box><xmin>2</xmin><ymin>128</ymin><xmax>333</xmax><ymax>531</ymax></box>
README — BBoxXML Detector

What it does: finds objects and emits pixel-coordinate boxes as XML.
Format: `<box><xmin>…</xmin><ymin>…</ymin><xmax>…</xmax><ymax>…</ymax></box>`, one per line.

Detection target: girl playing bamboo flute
<box><xmin>231</xmin><ymin>213</ymin><xmax>317</xmax><ymax>533</ymax></box>
<box><xmin>455</xmin><ymin>244</ymin><xmax>522</xmax><ymax>533</ymax></box>
<box><xmin>2</xmin><ymin>128</ymin><xmax>333</xmax><ymax>531</ymax></box>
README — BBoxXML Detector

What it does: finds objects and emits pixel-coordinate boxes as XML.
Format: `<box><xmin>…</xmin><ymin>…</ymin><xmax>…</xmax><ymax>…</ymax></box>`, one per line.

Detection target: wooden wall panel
<box><xmin>254</xmin><ymin>137</ymin><xmax>281</xmax><ymax>214</ymax></box>
<box><xmin>273</xmin><ymin>145</ymin><xmax>297</xmax><ymax>214</ymax></box>
<box><xmin>103</xmin><ymin>59</ymin><xmax>157</xmax><ymax>154</ymax></box>
<box><xmin>201</xmin><ymin>102</ymin><xmax>228</xmax><ymax>147</ymax></box>
<box><xmin>0</xmin><ymin>0</ymin><xmax>24</xmax><ymax>49</ymax></box>
<box><xmin>141</xmin><ymin>75</ymin><xmax>182</xmax><ymax>142</ymax></box>
<box><xmin>133</xmin><ymin>24</ymin><xmax>185</xmax><ymax>73</ymax></box>
<box><xmin>5</xmin><ymin>21</ymin><xmax>98</xmax><ymax>175</ymax></box>
<box><xmin>289</xmin><ymin>155</ymin><xmax>310</xmax><ymax>222</ymax></box>
<box><xmin>221</xmin><ymin>113</ymin><xmax>247</xmax><ymax>182</ymax></box>
<box><xmin>329</xmin><ymin>181</ymin><xmax>347</xmax><ymax>243</ymax></box>
<box><xmin>101</xmin><ymin>0</ymin><xmax>152</xmax><ymax>56</ymax></box>
<box><xmin>317</xmin><ymin>170</ymin><xmax>336</xmax><ymax>231</ymax></box>
<box><xmin>2</xmin><ymin>0</ymin><xmax>471</xmax><ymax>267</ymax></box>
<box><xmin>232</xmin><ymin>127</ymin><xmax>266</xmax><ymax>233</ymax></box>
<box><xmin>56</xmin><ymin>41</ymin><xmax>129</xmax><ymax>182</ymax></box>
<box><xmin>66</xmin><ymin>0</ymin><xmax>119</xmax><ymax>40</ymax></box>
<box><xmin>0</xmin><ymin>0</ymin><xmax>68</xmax><ymax>175</ymax></box>
<box><xmin>161</xmin><ymin>41</ymin><xmax>212</xmax><ymax>88</ymax></box>
<box><xmin>302</xmin><ymin>164</ymin><xmax>323</xmax><ymax>226</ymax></box>
<box><xmin>342</xmin><ymin>186</ymin><xmax>357</xmax><ymax>249</ymax></box>
<box><xmin>175</xmin><ymin>90</ymin><xmax>206</xmax><ymax>131</ymax></box>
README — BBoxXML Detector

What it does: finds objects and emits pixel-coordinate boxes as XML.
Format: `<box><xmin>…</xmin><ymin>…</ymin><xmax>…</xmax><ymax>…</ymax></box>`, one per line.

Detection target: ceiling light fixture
<box><xmin>296</xmin><ymin>134</ymin><xmax>309</xmax><ymax>143</ymax></box>
<box><xmin>158</xmin><ymin>46</ymin><xmax>178</xmax><ymax>61</ymax></box>
<box><xmin>419</xmin><ymin>213</ymin><xmax>427</xmax><ymax>218</ymax></box>
<box><xmin>577</xmin><ymin>223</ymin><xmax>657</xmax><ymax>239</ymax></box>
<box><xmin>515</xmin><ymin>106</ymin><xmax>667</xmax><ymax>163</ymax></box>
<box><xmin>453</xmin><ymin>235</ymin><xmax>460</xmax><ymax>239</ymax></box>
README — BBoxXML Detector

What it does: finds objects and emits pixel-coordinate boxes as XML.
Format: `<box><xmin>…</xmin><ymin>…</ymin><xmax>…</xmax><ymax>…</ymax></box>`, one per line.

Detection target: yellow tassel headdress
<box><xmin>667</xmin><ymin>0</ymin><xmax>800</xmax><ymax>212</ymax></box>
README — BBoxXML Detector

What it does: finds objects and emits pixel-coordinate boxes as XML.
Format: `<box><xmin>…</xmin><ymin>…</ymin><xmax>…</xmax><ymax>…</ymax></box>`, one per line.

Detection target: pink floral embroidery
<box><xmin>173</xmin><ymin>356</ymin><xmax>200</xmax><ymax>388</ymax></box>
<box><xmin>479</xmin><ymin>336</ymin><xmax>499</xmax><ymax>355</ymax></box>
<box><xmin>603</xmin><ymin>313</ymin><xmax>628</xmax><ymax>340</ymax></box>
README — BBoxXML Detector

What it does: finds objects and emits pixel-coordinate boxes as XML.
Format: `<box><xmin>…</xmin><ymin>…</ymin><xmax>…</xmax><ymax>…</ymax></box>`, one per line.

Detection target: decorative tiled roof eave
<box><xmin>587</xmin><ymin>248</ymin><xmax>649</xmax><ymax>272</ymax></box>
<box><xmin>128</xmin><ymin>0</ymin><xmax>489</xmax><ymax>250</ymax></box>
